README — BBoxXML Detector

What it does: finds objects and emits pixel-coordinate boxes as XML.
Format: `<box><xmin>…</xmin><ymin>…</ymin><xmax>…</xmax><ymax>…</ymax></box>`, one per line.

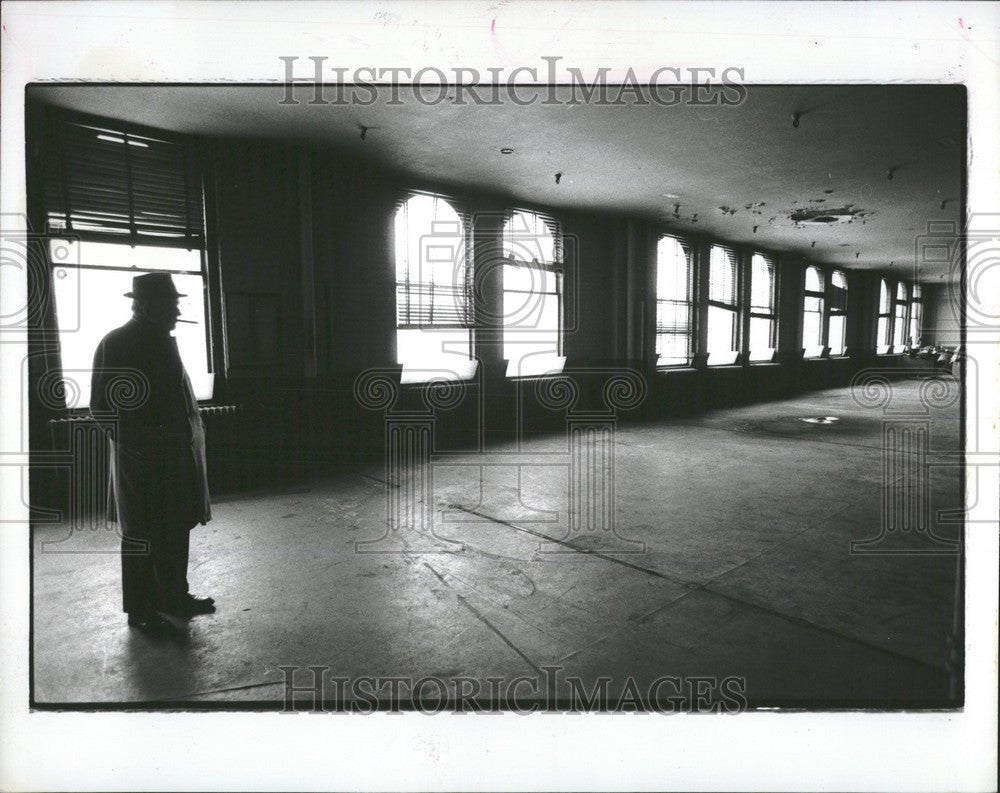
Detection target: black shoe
<box><xmin>161</xmin><ymin>593</ymin><xmax>216</xmax><ymax>619</ymax></box>
<box><xmin>127</xmin><ymin>612</ymin><xmax>178</xmax><ymax>638</ymax></box>
<box><xmin>185</xmin><ymin>593</ymin><xmax>216</xmax><ymax>615</ymax></box>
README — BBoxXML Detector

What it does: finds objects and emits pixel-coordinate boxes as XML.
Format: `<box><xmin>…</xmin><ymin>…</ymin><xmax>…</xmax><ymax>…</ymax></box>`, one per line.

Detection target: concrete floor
<box><xmin>32</xmin><ymin>380</ymin><xmax>963</xmax><ymax>709</ymax></box>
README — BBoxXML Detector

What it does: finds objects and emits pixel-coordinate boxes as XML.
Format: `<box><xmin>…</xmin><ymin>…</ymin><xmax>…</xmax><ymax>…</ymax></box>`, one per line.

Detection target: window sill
<box><xmin>400</xmin><ymin>359</ymin><xmax>479</xmax><ymax>384</ymax></box>
<box><xmin>749</xmin><ymin>361</ymin><xmax>781</xmax><ymax>367</ymax></box>
<box><xmin>507</xmin><ymin>373</ymin><xmax>567</xmax><ymax>382</ymax></box>
<box><xmin>51</xmin><ymin>403</ymin><xmax>238</xmax><ymax>420</ymax></box>
<box><xmin>655</xmin><ymin>366</ymin><xmax>697</xmax><ymax>375</ymax></box>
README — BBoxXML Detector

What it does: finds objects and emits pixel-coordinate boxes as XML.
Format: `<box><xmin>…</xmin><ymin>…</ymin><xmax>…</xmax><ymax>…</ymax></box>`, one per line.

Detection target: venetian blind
<box><xmin>42</xmin><ymin>114</ymin><xmax>204</xmax><ymax>249</ymax></box>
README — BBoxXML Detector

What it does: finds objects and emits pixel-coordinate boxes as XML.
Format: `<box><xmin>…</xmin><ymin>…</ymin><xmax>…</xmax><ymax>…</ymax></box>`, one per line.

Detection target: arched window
<box><xmin>748</xmin><ymin>253</ymin><xmax>777</xmax><ymax>362</ymax></box>
<box><xmin>876</xmin><ymin>278</ymin><xmax>892</xmax><ymax>351</ymax></box>
<box><xmin>802</xmin><ymin>265</ymin><xmax>825</xmax><ymax>357</ymax></box>
<box><xmin>828</xmin><ymin>270</ymin><xmax>848</xmax><ymax>356</ymax></box>
<box><xmin>909</xmin><ymin>283</ymin><xmax>923</xmax><ymax>347</ymax></box>
<box><xmin>655</xmin><ymin>236</ymin><xmax>694</xmax><ymax>366</ymax></box>
<box><xmin>706</xmin><ymin>245</ymin><xmax>740</xmax><ymax>365</ymax></box>
<box><xmin>501</xmin><ymin>209</ymin><xmax>563</xmax><ymax>377</ymax></box>
<box><xmin>394</xmin><ymin>193</ymin><xmax>473</xmax><ymax>382</ymax></box>
<box><xmin>893</xmin><ymin>282</ymin><xmax>909</xmax><ymax>349</ymax></box>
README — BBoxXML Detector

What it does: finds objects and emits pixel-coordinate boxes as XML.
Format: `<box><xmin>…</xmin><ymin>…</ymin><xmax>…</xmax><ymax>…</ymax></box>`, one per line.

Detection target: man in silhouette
<box><xmin>91</xmin><ymin>273</ymin><xmax>215</xmax><ymax>637</ymax></box>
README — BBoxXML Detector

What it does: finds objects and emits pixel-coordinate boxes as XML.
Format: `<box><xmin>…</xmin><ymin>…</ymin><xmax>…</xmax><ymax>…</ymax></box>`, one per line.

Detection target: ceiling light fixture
<box><xmin>500</xmin><ymin>147</ymin><xmax>514</xmax><ymax>154</ymax></box>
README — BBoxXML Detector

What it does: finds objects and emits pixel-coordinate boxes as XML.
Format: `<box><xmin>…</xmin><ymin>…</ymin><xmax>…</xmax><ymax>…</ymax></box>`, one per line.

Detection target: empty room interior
<box><xmin>26</xmin><ymin>83</ymin><xmax>966</xmax><ymax>710</ymax></box>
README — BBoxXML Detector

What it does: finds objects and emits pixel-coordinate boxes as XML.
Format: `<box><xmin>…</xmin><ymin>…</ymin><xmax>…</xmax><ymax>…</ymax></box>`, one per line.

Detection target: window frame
<box><xmin>802</xmin><ymin>264</ymin><xmax>827</xmax><ymax>358</ymax></box>
<box><xmin>909</xmin><ymin>283</ymin><xmax>923</xmax><ymax>348</ymax></box>
<box><xmin>827</xmin><ymin>269</ymin><xmax>849</xmax><ymax>357</ymax></box>
<box><xmin>654</xmin><ymin>234</ymin><xmax>696</xmax><ymax>369</ymax></box>
<box><xmin>37</xmin><ymin>109</ymin><xmax>217</xmax><ymax>410</ymax></box>
<box><xmin>747</xmin><ymin>251</ymin><xmax>778</xmax><ymax>364</ymax></box>
<box><xmin>892</xmin><ymin>281</ymin><xmax>910</xmax><ymax>351</ymax></box>
<box><xmin>392</xmin><ymin>190</ymin><xmax>476</xmax><ymax>381</ymax></box>
<box><xmin>705</xmin><ymin>243</ymin><xmax>741</xmax><ymax>366</ymax></box>
<box><xmin>500</xmin><ymin>207</ymin><xmax>565</xmax><ymax>379</ymax></box>
<box><xmin>876</xmin><ymin>277</ymin><xmax>893</xmax><ymax>352</ymax></box>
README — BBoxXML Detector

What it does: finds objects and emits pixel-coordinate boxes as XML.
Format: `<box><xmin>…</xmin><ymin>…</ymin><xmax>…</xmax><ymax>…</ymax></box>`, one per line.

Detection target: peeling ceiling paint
<box><xmin>28</xmin><ymin>84</ymin><xmax>965</xmax><ymax>281</ymax></box>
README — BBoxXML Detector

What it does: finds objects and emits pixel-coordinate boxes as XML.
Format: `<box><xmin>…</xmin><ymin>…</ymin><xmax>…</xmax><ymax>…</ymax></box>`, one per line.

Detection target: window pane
<box><xmin>656</xmin><ymin>300</ymin><xmax>690</xmax><ymax>364</ymax></box>
<box><xmin>805</xmin><ymin>266</ymin><xmax>823</xmax><ymax>293</ymax></box>
<box><xmin>656</xmin><ymin>343</ymin><xmax>689</xmax><ymax>367</ymax></box>
<box><xmin>877</xmin><ymin>316</ymin><xmax>890</xmax><ymax>346</ymax></box>
<box><xmin>502</xmin><ymin>210</ymin><xmax>557</xmax><ymax>265</ymax></box>
<box><xmin>656</xmin><ymin>237</ymin><xmax>692</xmax><ymax>366</ymax></box>
<box><xmin>830</xmin><ymin>270</ymin><xmax>848</xmax><ymax>312</ymax></box>
<box><xmin>750</xmin><ymin>254</ymin><xmax>774</xmax><ymax>313</ymax></box>
<box><xmin>502</xmin><ymin>263</ymin><xmax>556</xmax><ymax>295</ymax></box>
<box><xmin>52</xmin><ymin>266</ymin><xmax>210</xmax><ymax>408</ymax></box>
<box><xmin>503</xmin><ymin>267</ymin><xmax>559</xmax><ymax>329</ymax></box>
<box><xmin>879</xmin><ymin>279</ymin><xmax>891</xmax><ymax>313</ymax></box>
<box><xmin>896</xmin><ymin>281</ymin><xmax>908</xmax><ymax>302</ymax></box>
<box><xmin>910</xmin><ymin>303</ymin><xmax>922</xmax><ymax>345</ymax></box>
<box><xmin>709</xmin><ymin>245</ymin><xmax>737</xmax><ymax>305</ymax></box>
<box><xmin>50</xmin><ymin>239</ymin><xmax>203</xmax><ymax>273</ymax></box>
<box><xmin>395</xmin><ymin>194</ymin><xmax>467</xmax><ymax>332</ymax></box>
<box><xmin>501</xmin><ymin>212</ymin><xmax>562</xmax><ymax>378</ymax></box>
<box><xmin>828</xmin><ymin>315</ymin><xmax>846</xmax><ymax>355</ymax></box>
<box><xmin>504</xmin><ymin>347</ymin><xmax>565</xmax><ymax>378</ymax></box>
<box><xmin>503</xmin><ymin>285</ymin><xmax>562</xmax><ymax>376</ymax></box>
<box><xmin>802</xmin><ymin>297</ymin><xmax>823</xmax><ymax>348</ymax></box>
<box><xmin>656</xmin><ymin>301</ymin><xmax>690</xmax><ymax>348</ymax></box>
<box><xmin>912</xmin><ymin>283</ymin><xmax>922</xmax><ymax>300</ymax></box>
<box><xmin>749</xmin><ymin>316</ymin><xmax>774</xmax><ymax>360</ymax></box>
<box><xmin>395</xmin><ymin>194</ymin><xmax>470</xmax><ymax>379</ymax></box>
<box><xmin>707</xmin><ymin>305</ymin><xmax>737</xmax><ymax>356</ymax></box>
<box><xmin>657</xmin><ymin>237</ymin><xmax>690</xmax><ymax>303</ymax></box>
<box><xmin>396</xmin><ymin>328</ymin><xmax>471</xmax><ymax>372</ymax></box>
<box><xmin>894</xmin><ymin>306</ymin><xmax>907</xmax><ymax>347</ymax></box>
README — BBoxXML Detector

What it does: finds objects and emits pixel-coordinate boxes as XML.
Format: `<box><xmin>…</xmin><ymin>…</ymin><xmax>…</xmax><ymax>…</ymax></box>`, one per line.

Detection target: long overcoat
<box><xmin>90</xmin><ymin>317</ymin><xmax>211</xmax><ymax>532</ymax></box>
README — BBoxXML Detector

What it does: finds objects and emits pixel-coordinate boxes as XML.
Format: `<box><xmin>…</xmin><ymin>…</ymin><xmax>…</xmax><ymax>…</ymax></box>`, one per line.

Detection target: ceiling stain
<box><xmin>788</xmin><ymin>205</ymin><xmax>871</xmax><ymax>225</ymax></box>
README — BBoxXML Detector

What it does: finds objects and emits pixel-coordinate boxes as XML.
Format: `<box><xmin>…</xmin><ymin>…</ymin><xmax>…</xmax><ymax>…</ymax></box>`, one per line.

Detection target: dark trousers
<box><xmin>121</xmin><ymin>526</ymin><xmax>190</xmax><ymax>616</ymax></box>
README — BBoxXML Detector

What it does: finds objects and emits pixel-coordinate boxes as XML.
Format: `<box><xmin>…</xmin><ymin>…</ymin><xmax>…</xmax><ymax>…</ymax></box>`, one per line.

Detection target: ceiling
<box><xmin>29</xmin><ymin>84</ymin><xmax>965</xmax><ymax>281</ymax></box>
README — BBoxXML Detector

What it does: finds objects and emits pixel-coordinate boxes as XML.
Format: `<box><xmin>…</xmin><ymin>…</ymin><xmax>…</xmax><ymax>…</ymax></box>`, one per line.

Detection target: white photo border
<box><xmin>1</xmin><ymin>1</ymin><xmax>997</xmax><ymax>791</ymax></box>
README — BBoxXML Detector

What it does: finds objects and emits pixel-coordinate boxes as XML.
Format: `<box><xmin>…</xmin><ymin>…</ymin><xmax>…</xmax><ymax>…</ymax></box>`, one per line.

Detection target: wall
<box><xmin>165</xmin><ymin>136</ymin><xmax>920</xmax><ymax>486</ymax></box>
<box><xmin>30</xmin><ymin>122</ymin><xmax>922</xmax><ymax>504</ymax></box>
<box><xmin>920</xmin><ymin>282</ymin><xmax>962</xmax><ymax>347</ymax></box>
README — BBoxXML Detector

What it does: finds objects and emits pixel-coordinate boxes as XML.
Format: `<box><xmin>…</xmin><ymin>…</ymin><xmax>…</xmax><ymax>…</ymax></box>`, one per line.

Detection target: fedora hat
<box><xmin>123</xmin><ymin>272</ymin><xmax>186</xmax><ymax>300</ymax></box>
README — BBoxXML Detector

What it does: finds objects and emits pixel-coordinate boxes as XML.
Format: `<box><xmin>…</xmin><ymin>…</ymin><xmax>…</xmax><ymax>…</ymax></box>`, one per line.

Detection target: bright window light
<box><xmin>828</xmin><ymin>270</ymin><xmax>848</xmax><ymax>355</ymax></box>
<box><xmin>502</xmin><ymin>210</ymin><xmax>563</xmax><ymax>378</ymax></box>
<box><xmin>707</xmin><ymin>245</ymin><xmax>739</xmax><ymax>363</ymax></box>
<box><xmin>394</xmin><ymin>194</ymin><xmax>473</xmax><ymax>380</ymax></box>
<box><xmin>802</xmin><ymin>265</ymin><xmax>825</xmax><ymax>357</ymax></box>
<box><xmin>655</xmin><ymin>236</ymin><xmax>693</xmax><ymax>367</ymax></box>
<box><xmin>828</xmin><ymin>316</ymin><xmax>846</xmax><ymax>356</ymax></box>
<box><xmin>49</xmin><ymin>241</ymin><xmax>212</xmax><ymax>407</ymax></box>
<box><xmin>748</xmin><ymin>253</ymin><xmax>776</xmax><ymax>362</ymax></box>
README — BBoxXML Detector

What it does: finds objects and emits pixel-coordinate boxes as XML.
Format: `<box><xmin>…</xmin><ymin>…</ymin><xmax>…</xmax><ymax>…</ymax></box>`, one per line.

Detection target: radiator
<box><xmin>46</xmin><ymin>404</ymin><xmax>241</xmax><ymax>532</ymax></box>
